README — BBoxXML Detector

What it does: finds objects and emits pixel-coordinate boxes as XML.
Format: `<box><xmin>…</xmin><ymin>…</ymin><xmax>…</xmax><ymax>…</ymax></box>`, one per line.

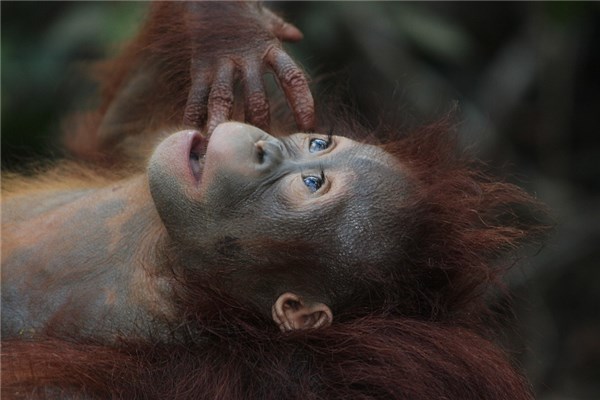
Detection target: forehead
<box><xmin>319</xmin><ymin>136</ymin><xmax>407</xmax><ymax>200</ymax></box>
<box><xmin>337</xmin><ymin>147</ymin><xmax>407</xmax><ymax>211</ymax></box>
<box><xmin>285</xmin><ymin>135</ymin><xmax>409</xmax><ymax>251</ymax></box>
<box><xmin>332</xmin><ymin>140</ymin><xmax>399</xmax><ymax>172</ymax></box>
<box><xmin>316</xmin><ymin>137</ymin><xmax>410</xmax><ymax>255</ymax></box>
<box><xmin>261</xmin><ymin>133</ymin><xmax>410</xmax><ymax>268</ymax></box>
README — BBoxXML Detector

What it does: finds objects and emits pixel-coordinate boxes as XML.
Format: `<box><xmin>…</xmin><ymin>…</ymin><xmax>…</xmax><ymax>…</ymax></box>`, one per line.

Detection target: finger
<box><xmin>242</xmin><ymin>64</ymin><xmax>270</xmax><ymax>130</ymax></box>
<box><xmin>276</xmin><ymin>23</ymin><xmax>303</xmax><ymax>43</ymax></box>
<box><xmin>183</xmin><ymin>72</ymin><xmax>211</xmax><ymax>128</ymax></box>
<box><xmin>267</xmin><ymin>48</ymin><xmax>315</xmax><ymax>131</ymax></box>
<box><xmin>262</xmin><ymin>8</ymin><xmax>303</xmax><ymax>42</ymax></box>
<box><xmin>206</xmin><ymin>61</ymin><xmax>235</xmax><ymax>135</ymax></box>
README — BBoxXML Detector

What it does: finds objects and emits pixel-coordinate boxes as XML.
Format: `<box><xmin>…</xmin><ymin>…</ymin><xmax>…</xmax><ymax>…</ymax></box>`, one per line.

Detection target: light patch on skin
<box><xmin>104</xmin><ymin>288</ymin><xmax>118</xmax><ymax>306</ymax></box>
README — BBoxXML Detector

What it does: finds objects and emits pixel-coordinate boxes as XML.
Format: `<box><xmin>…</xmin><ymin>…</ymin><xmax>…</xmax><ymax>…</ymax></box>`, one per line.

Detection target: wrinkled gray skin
<box><xmin>2</xmin><ymin>122</ymin><xmax>410</xmax><ymax>341</ymax></box>
<box><xmin>148</xmin><ymin>122</ymin><xmax>410</xmax><ymax>312</ymax></box>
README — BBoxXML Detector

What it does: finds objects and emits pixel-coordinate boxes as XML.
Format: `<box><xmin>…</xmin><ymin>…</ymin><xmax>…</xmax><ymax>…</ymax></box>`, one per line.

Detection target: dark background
<box><xmin>2</xmin><ymin>2</ymin><xmax>599</xmax><ymax>398</ymax></box>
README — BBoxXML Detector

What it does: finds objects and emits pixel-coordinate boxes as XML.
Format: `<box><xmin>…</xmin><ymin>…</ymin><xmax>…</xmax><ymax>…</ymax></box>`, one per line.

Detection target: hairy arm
<box><xmin>67</xmin><ymin>1</ymin><xmax>314</xmax><ymax>162</ymax></box>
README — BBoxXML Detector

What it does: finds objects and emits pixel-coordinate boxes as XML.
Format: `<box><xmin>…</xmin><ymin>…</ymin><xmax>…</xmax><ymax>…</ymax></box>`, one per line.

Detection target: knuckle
<box><xmin>183</xmin><ymin>102</ymin><xmax>206</xmax><ymax>127</ymax></box>
<box><xmin>246</xmin><ymin>92</ymin><xmax>269</xmax><ymax>115</ymax></box>
<box><xmin>209</xmin><ymin>84</ymin><xmax>234</xmax><ymax>107</ymax></box>
<box><xmin>281</xmin><ymin>66</ymin><xmax>308</xmax><ymax>90</ymax></box>
<box><xmin>292</xmin><ymin>93</ymin><xmax>314</xmax><ymax>114</ymax></box>
<box><xmin>294</xmin><ymin>99</ymin><xmax>315</xmax><ymax>130</ymax></box>
<box><xmin>298</xmin><ymin>108</ymin><xmax>315</xmax><ymax>127</ymax></box>
<box><xmin>208</xmin><ymin>112</ymin><xmax>224</xmax><ymax>127</ymax></box>
<box><xmin>183</xmin><ymin>109</ymin><xmax>197</xmax><ymax>126</ymax></box>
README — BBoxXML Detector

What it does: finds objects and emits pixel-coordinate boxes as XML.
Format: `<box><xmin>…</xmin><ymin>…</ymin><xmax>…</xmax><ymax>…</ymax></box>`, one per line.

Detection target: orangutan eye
<box><xmin>309</xmin><ymin>138</ymin><xmax>330</xmax><ymax>153</ymax></box>
<box><xmin>302</xmin><ymin>172</ymin><xmax>325</xmax><ymax>193</ymax></box>
<box><xmin>303</xmin><ymin>176</ymin><xmax>322</xmax><ymax>192</ymax></box>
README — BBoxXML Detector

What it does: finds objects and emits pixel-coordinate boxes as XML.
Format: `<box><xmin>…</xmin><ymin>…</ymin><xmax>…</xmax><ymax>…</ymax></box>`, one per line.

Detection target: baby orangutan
<box><xmin>2</xmin><ymin>2</ymin><xmax>545</xmax><ymax>399</ymax></box>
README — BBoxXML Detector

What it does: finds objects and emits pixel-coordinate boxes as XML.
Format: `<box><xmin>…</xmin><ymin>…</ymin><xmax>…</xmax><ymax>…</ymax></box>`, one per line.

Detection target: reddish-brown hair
<box><xmin>4</xmin><ymin>3</ymin><xmax>548</xmax><ymax>396</ymax></box>
<box><xmin>3</xmin><ymin>309</ymin><xmax>533</xmax><ymax>399</ymax></box>
<box><xmin>2</xmin><ymin>117</ymin><xmax>545</xmax><ymax>399</ymax></box>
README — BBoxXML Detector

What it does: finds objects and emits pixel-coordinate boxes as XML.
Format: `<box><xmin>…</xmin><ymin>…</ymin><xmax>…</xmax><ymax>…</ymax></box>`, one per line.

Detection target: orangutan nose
<box><xmin>254</xmin><ymin>139</ymin><xmax>284</xmax><ymax>168</ymax></box>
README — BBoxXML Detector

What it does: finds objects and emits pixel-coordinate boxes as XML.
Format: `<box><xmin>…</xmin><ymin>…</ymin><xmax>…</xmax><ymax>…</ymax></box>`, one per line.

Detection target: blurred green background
<box><xmin>2</xmin><ymin>2</ymin><xmax>599</xmax><ymax>398</ymax></box>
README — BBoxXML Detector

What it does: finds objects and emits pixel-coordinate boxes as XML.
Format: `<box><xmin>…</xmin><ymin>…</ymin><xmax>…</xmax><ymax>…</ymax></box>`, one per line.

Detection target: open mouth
<box><xmin>189</xmin><ymin>133</ymin><xmax>208</xmax><ymax>183</ymax></box>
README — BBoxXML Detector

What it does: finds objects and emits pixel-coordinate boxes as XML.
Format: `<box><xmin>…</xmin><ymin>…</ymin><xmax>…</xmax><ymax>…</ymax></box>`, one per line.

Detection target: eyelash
<box><xmin>326</xmin><ymin>126</ymin><xmax>334</xmax><ymax>144</ymax></box>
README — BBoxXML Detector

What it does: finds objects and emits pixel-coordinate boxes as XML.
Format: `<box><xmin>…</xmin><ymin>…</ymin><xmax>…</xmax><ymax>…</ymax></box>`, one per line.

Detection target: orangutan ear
<box><xmin>271</xmin><ymin>292</ymin><xmax>333</xmax><ymax>332</ymax></box>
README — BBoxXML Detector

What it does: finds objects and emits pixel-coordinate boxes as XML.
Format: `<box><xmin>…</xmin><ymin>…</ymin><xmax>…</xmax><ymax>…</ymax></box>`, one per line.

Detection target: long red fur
<box><xmin>3</xmin><ymin>3</ymin><xmax>547</xmax><ymax>399</ymax></box>
<box><xmin>3</xmin><ymin>315</ymin><xmax>532</xmax><ymax>400</ymax></box>
<box><xmin>65</xmin><ymin>2</ymin><xmax>276</xmax><ymax>163</ymax></box>
<box><xmin>2</xmin><ymin>119</ymin><xmax>544</xmax><ymax>399</ymax></box>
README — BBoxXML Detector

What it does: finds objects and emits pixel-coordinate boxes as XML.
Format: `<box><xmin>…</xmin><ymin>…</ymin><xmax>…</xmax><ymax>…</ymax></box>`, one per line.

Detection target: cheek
<box><xmin>147</xmin><ymin>162</ymin><xmax>192</xmax><ymax>237</ymax></box>
<box><xmin>276</xmin><ymin>175</ymin><xmax>306</xmax><ymax>206</ymax></box>
<box><xmin>198</xmin><ymin>157</ymin><xmax>221</xmax><ymax>194</ymax></box>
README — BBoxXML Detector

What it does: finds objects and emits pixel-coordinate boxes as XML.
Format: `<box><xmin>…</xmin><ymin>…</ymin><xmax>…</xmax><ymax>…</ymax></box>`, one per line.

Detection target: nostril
<box><xmin>255</xmin><ymin>142</ymin><xmax>266</xmax><ymax>164</ymax></box>
<box><xmin>255</xmin><ymin>139</ymin><xmax>283</xmax><ymax>169</ymax></box>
